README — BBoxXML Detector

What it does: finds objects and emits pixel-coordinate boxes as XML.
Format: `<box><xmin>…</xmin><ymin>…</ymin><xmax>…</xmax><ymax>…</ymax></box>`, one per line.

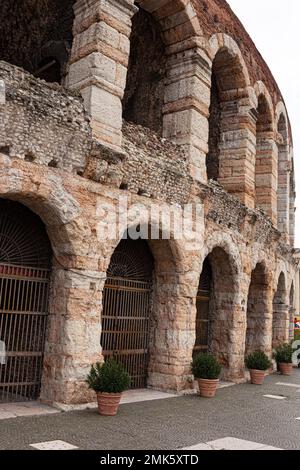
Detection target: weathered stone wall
<box><xmin>0</xmin><ymin>0</ymin><xmax>297</xmax><ymax>405</ymax></box>
<box><xmin>0</xmin><ymin>0</ymin><xmax>74</xmax><ymax>79</ymax></box>
<box><xmin>0</xmin><ymin>62</ymin><xmax>91</xmax><ymax>173</ymax></box>
<box><xmin>0</xmin><ymin>148</ymin><xmax>296</xmax><ymax>402</ymax></box>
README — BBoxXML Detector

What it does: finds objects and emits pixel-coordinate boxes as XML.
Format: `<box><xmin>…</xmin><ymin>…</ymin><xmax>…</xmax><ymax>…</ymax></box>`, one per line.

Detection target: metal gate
<box><xmin>101</xmin><ymin>238</ymin><xmax>153</xmax><ymax>389</ymax></box>
<box><xmin>0</xmin><ymin>264</ymin><xmax>50</xmax><ymax>402</ymax></box>
<box><xmin>0</xmin><ymin>200</ymin><xmax>52</xmax><ymax>402</ymax></box>
<box><xmin>194</xmin><ymin>258</ymin><xmax>212</xmax><ymax>356</ymax></box>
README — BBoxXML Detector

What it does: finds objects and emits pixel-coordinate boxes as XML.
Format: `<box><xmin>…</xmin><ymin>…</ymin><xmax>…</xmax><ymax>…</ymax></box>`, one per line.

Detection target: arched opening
<box><xmin>194</xmin><ymin>258</ymin><xmax>212</xmax><ymax>356</ymax></box>
<box><xmin>196</xmin><ymin>247</ymin><xmax>237</xmax><ymax>374</ymax></box>
<box><xmin>0</xmin><ymin>199</ymin><xmax>52</xmax><ymax>402</ymax></box>
<box><xmin>101</xmin><ymin>236</ymin><xmax>154</xmax><ymax>389</ymax></box>
<box><xmin>0</xmin><ymin>0</ymin><xmax>75</xmax><ymax>84</ymax></box>
<box><xmin>289</xmin><ymin>165</ymin><xmax>296</xmax><ymax>246</ymax></box>
<box><xmin>289</xmin><ymin>282</ymin><xmax>295</xmax><ymax>341</ymax></box>
<box><xmin>255</xmin><ymin>94</ymin><xmax>274</xmax><ymax>215</ymax></box>
<box><xmin>277</xmin><ymin>113</ymin><xmax>289</xmax><ymax>236</ymax></box>
<box><xmin>245</xmin><ymin>263</ymin><xmax>269</xmax><ymax>356</ymax></box>
<box><xmin>272</xmin><ymin>272</ymin><xmax>288</xmax><ymax>349</ymax></box>
<box><xmin>122</xmin><ymin>7</ymin><xmax>167</xmax><ymax>133</ymax></box>
<box><xmin>207</xmin><ymin>47</ymin><xmax>249</xmax><ymax>194</ymax></box>
<box><xmin>206</xmin><ymin>74</ymin><xmax>221</xmax><ymax>181</ymax></box>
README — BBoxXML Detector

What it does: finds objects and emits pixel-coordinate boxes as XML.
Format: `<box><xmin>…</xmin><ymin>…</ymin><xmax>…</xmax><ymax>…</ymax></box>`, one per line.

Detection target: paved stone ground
<box><xmin>0</xmin><ymin>370</ymin><xmax>300</xmax><ymax>450</ymax></box>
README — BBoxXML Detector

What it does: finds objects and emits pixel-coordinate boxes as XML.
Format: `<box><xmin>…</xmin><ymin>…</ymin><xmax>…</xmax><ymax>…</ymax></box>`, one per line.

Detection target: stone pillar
<box><xmin>40</xmin><ymin>264</ymin><xmax>104</xmax><ymax>404</ymax></box>
<box><xmin>272</xmin><ymin>303</ymin><xmax>290</xmax><ymax>348</ymax></box>
<box><xmin>218</xmin><ymin>104</ymin><xmax>256</xmax><ymax>208</ymax></box>
<box><xmin>148</xmin><ymin>292</ymin><xmax>196</xmax><ymax>392</ymax></box>
<box><xmin>223</xmin><ymin>304</ymin><xmax>247</xmax><ymax>382</ymax></box>
<box><xmin>289</xmin><ymin>307</ymin><xmax>296</xmax><ymax>342</ymax></box>
<box><xmin>277</xmin><ymin>143</ymin><xmax>290</xmax><ymax>242</ymax></box>
<box><xmin>163</xmin><ymin>45</ymin><xmax>211</xmax><ymax>182</ymax></box>
<box><xmin>67</xmin><ymin>0</ymin><xmax>137</xmax><ymax>151</ymax></box>
<box><xmin>255</xmin><ymin>131</ymin><xmax>278</xmax><ymax>224</ymax></box>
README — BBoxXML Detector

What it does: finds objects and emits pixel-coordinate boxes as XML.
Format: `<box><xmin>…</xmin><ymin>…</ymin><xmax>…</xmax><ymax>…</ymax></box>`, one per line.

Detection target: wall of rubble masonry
<box><xmin>0</xmin><ymin>0</ymin><xmax>296</xmax><ymax>404</ymax></box>
<box><xmin>0</xmin><ymin>62</ymin><xmax>91</xmax><ymax>173</ymax></box>
<box><xmin>0</xmin><ymin>0</ymin><xmax>75</xmax><ymax>82</ymax></box>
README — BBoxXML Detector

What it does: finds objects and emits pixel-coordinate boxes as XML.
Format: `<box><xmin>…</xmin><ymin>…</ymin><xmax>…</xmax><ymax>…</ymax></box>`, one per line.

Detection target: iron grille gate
<box><xmin>194</xmin><ymin>258</ymin><xmax>212</xmax><ymax>356</ymax></box>
<box><xmin>101</xmin><ymin>276</ymin><xmax>152</xmax><ymax>389</ymax></box>
<box><xmin>0</xmin><ymin>263</ymin><xmax>50</xmax><ymax>402</ymax></box>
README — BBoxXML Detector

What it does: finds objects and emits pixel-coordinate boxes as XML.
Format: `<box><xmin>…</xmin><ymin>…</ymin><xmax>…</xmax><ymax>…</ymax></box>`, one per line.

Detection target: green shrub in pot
<box><xmin>86</xmin><ymin>358</ymin><xmax>131</xmax><ymax>415</ymax></box>
<box><xmin>192</xmin><ymin>353</ymin><xmax>221</xmax><ymax>398</ymax></box>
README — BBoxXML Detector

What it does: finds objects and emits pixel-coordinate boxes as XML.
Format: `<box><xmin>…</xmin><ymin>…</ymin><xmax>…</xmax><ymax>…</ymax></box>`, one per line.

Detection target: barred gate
<box><xmin>0</xmin><ymin>199</ymin><xmax>52</xmax><ymax>403</ymax></box>
<box><xmin>0</xmin><ymin>264</ymin><xmax>50</xmax><ymax>402</ymax></box>
<box><xmin>101</xmin><ymin>238</ymin><xmax>153</xmax><ymax>389</ymax></box>
<box><xmin>101</xmin><ymin>277</ymin><xmax>151</xmax><ymax>389</ymax></box>
<box><xmin>194</xmin><ymin>258</ymin><xmax>212</xmax><ymax>356</ymax></box>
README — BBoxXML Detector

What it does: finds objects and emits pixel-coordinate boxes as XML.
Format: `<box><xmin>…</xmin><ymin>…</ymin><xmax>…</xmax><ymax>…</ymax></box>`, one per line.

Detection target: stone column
<box><xmin>218</xmin><ymin>104</ymin><xmax>257</xmax><ymax>209</ymax></box>
<box><xmin>255</xmin><ymin>131</ymin><xmax>278</xmax><ymax>224</ymax></box>
<box><xmin>163</xmin><ymin>45</ymin><xmax>211</xmax><ymax>182</ymax></box>
<box><xmin>272</xmin><ymin>303</ymin><xmax>290</xmax><ymax>348</ymax></box>
<box><xmin>40</xmin><ymin>264</ymin><xmax>105</xmax><ymax>404</ymax></box>
<box><xmin>289</xmin><ymin>307</ymin><xmax>296</xmax><ymax>342</ymax></box>
<box><xmin>67</xmin><ymin>0</ymin><xmax>137</xmax><ymax>151</ymax></box>
<box><xmin>277</xmin><ymin>142</ymin><xmax>290</xmax><ymax>242</ymax></box>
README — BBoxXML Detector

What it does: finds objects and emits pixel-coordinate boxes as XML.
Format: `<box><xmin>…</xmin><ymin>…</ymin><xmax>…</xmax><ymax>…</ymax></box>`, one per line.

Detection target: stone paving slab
<box><xmin>206</xmin><ymin>437</ymin><xmax>281</xmax><ymax>451</ymax></box>
<box><xmin>30</xmin><ymin>440</ymin><xmax>79</xmax><ymax>450</ymax></box>
<box><xmin>0</xmin><ymin>402</ymin><xmax>60</xmax><ymax>420</ymax></box>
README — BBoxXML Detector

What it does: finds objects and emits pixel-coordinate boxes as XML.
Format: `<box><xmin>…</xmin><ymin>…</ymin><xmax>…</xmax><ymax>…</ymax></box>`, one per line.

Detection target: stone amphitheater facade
<box><xmin>0</xmin><ymin>0</ymin><xmax>297</xmax><ymax>405</ymax></box>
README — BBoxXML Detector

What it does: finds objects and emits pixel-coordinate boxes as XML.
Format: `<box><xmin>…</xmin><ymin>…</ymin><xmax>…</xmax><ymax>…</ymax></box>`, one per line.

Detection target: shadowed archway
<box><xmin>0</xmin><ymin>199</ymin><xmax>52</xmax><ymax>402</ymax></box>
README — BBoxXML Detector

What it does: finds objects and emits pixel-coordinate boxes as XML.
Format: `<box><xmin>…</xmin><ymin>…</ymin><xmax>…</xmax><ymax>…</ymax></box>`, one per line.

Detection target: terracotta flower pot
<box><xmin>278</xmin><ymin>363</ymin><xmax>293</xmax><ymax>376</ymax></box>
<box><xmin>96</xmin><ymin>392</ymin><xmax>122</xmax><ymax>416</ymax></box>
<box><xmin>198</xmin><ymin>378</ymin><xmax>219</xmax><ymax>398</ymax></box>
<box><xmin>249</xmin><ymin>369</ymin><xmax>266</xmax><ymax>385</ymax></box>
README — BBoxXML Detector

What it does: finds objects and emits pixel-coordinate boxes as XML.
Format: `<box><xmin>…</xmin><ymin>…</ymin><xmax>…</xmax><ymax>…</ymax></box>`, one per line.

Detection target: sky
<box><xmin>227</xmin><ymin>0</ymin><xmax>300</xmax><ymax>247</ymax></box>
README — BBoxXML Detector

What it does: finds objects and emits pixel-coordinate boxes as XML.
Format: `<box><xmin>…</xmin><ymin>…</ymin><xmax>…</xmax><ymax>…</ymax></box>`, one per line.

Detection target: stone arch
<box><xmin>272</xmin><ymin>271</ymin><xmax>289</xmax><ymax>348</ymax></box>
<box><xmin>203</xmin><ymin>232</ymin><xmax>242</xmax><ymax>280</ymax></box>
<box><xmin>253</xmin><ymin>83</ymin><xmax>276</xmax><ymax>221</ymax></box>
<box><xmin>276</xmin><ymin>106</ymin><xmax>290</xmax><ymax>239</ymax></box>
<box><xmin>206</xmin><ymin>34</ymin><xmax>256</xmax><ymax>207</ymax></box>
<box><xmin>0</xmin><ymin>163</ymin><xmax>103</xmax><ymax>404</ymax></box>
<box><xmin>135</xmin><ymin>0</ymin><xmax>202</xmax><ymax>45</ymax></box>
<box><xmin>123</xmin><ymin>0</ymin><xmax>203</xmax><ymax>134</ymax></box>
<box><xmin>101</xmin><ymin>217</ymin><xmax>197</xmax><ymax>392</ymax></box>
<box><xmin>275</xmin><ymin>102</ymin><xmax>290</xmax><ymax>142</ymax></box>
<box><xmin>0</xmin><ymin>159</ymin><xmax>91</xmax><ymax>259</ymax></box>
<box><xmin>208</xmin><ymin>34</ymin><xmax>251</xmax><ymax>89</ymax></box>
<box><xmin>200</xmin><ymin>234</ymin><xmax>243</xmax><ymax>379</ymax></box>
<box><xmin>245</xmin><ymin>261</ymin><xmax>272</xmax><ymax>357</ymax></box>
<box><xmin>68</xmin><ymin>0</ymin><xmax>207</xmax><ymax>179</ymax></box>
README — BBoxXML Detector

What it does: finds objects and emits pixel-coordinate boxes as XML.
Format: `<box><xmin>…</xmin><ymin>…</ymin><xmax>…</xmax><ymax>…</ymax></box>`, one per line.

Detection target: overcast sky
<box><xmin>227</xmin><ymin>0</ymin><xmax>300</xmax><ymax>247</ymax></box>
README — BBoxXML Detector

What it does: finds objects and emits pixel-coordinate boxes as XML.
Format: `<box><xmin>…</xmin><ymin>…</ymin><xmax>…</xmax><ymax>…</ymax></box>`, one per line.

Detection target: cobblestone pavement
<box><xmin>0</xmin><ymin>370</ymin><xmax>300</xmax><ymax>450</ymax></box>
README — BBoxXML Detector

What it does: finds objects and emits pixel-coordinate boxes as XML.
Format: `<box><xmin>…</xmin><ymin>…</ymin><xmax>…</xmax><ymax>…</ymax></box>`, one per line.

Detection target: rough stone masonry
<box><xmin>0</xmin><ymin>0</ymin><xmax>297</xmax><ymax>405</ymax></box>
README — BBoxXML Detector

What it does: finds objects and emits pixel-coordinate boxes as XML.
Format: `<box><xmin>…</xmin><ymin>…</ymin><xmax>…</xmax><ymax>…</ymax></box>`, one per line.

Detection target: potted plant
<box><xmin>192</xmin><ymin>353</ymin><xmax>221</xmax><ymax>398</ymax></box>
<box><xmin>86</xmin><ymin>358</ymin><xmax>130</xmax><ymax>416</ymax></box>
<box><xmin>245</xmin><ymin>351</ymin><xmax>272</xmax><ymax>385</ymax></box>
<box><xmin>274</xmin><ymin>343</ymin><xmax>294</xmax><ymax>375</ymax></box>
